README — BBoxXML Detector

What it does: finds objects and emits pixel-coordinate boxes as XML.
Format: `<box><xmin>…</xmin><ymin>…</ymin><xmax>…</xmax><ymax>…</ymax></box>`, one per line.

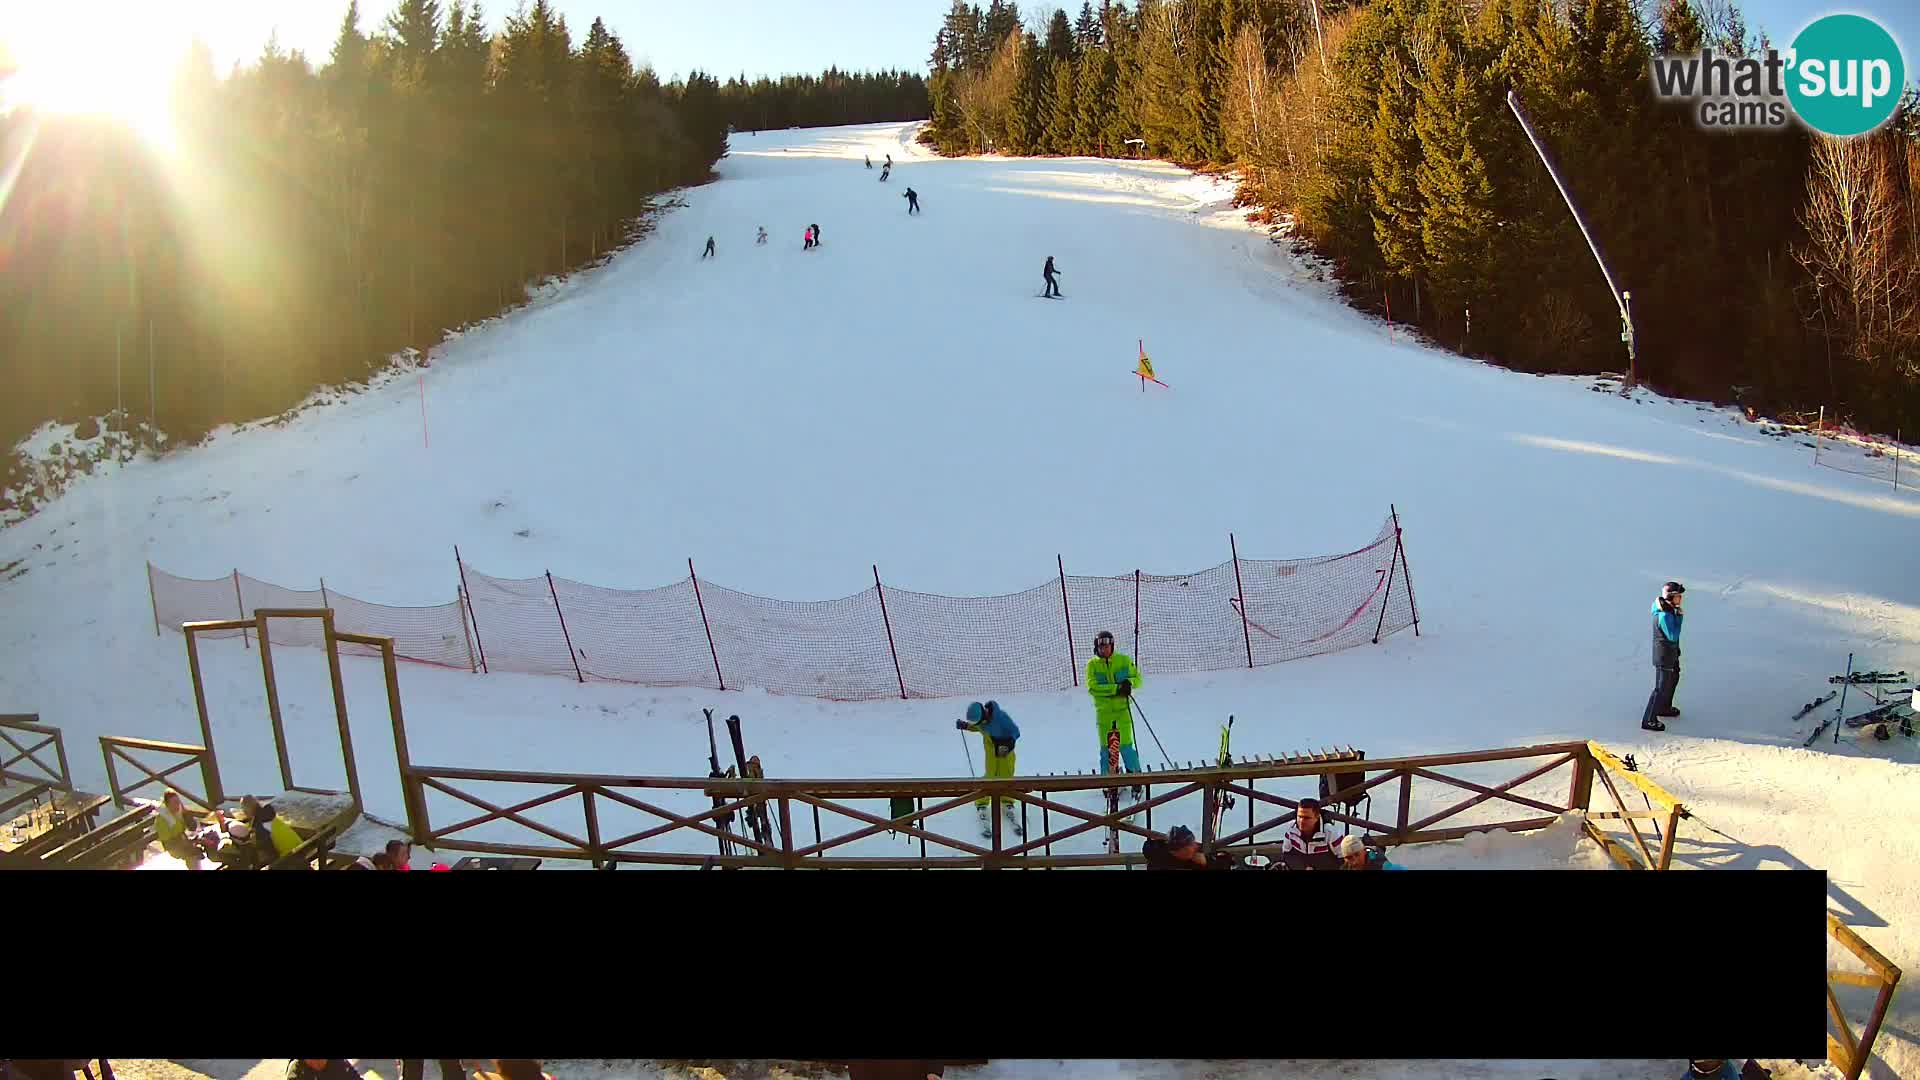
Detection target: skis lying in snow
<box><xmin>1789</xmin><ymin>691</ymin><xmax>1838</xmax><ymax>734</ymax></box>
<box><xmin>1843</xmin><ymin>701</ymin><xmax>1912</xmax><ymax>728</ymax></box>
<box><xmin>1830</xmin><ymin>670</ymin><xmax>1910</xmax><ymax>684</ymax></box>
<box><xmin>1802</xmin><ymin>715</ymin><xmax>1839</xmax><ymax>747</ymax></box>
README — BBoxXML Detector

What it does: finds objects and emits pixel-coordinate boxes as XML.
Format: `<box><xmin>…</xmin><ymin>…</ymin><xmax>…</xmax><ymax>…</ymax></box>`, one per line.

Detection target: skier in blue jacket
<box><xmin>1642</xmin><ymin>581</ymin><xmax>1685</xmax><ymax>732</ymax></box>
<box><xmin>957</xmin><ymin>700</ymin><xmax>1022</xmax><ymax>835</ymax></box>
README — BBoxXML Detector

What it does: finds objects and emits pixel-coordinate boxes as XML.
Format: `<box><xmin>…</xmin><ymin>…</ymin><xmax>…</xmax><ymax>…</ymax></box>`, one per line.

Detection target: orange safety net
<box><xmin>147</xmin><ymin>512</ymin><xmax>1418</xmax><ymax>699</ymax></box>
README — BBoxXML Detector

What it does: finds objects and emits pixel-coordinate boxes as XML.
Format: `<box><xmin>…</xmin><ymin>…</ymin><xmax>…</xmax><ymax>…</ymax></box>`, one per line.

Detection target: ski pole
<box><xmin>1834</xmin><ymin>653</ymin><xmax>1854</xmax><ymax>746</ymax></box>
<box><xmin>1128</xmin><ymin>696</ymin><xmax>1175</xmax><ymax>768</ymax></box>
<box><xmin>960</xmin><ymin>730</ymin><xmax>975</xmax><ymax>776</ymax></box>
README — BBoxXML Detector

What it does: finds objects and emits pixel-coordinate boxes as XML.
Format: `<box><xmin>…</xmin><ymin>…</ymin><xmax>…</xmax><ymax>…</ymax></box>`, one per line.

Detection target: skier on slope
<box><xmin>1641</xmin><ymin>581</ymin><xmax>1685</xmax><ymax>732</ymax></box>
<box><xmin>903</xmin><ymin>187</ymin><xmax>920</xmax><ymax>214</ymax></box>
<box><xmin>1336</xmin><ymin>833</ymin><xmax>1406</xmax><ymax>871</ymax></box>
<box><xmin>701</xmin><ymin>235</ymin><xmax>716</xmax><ymax>259</ymax></box>
<box><xmin>803</xmin><ymin>225</ymin><xmax>814</xmax><ymax>250</ymax></box>
<box><xmin>811</xmin><ymin>222</ymin><xmax>822</xmax><ymax>247</ymax></box>
<box><xmin>1086</xmin><ymin>630</ymin><xmax>1143</xmax><ymax>797</ymax></box>
<box><xmin>879</xmin><ymin>163</ymin><xmax>891</xmax><ymax>182</ymax></box>
<box><xmin>756</xmin><ymin>226</ymin><xmax>768</xmax><ymax>245</ymax></box>
<box><xmin>885</xmin><ymin>153</ymin><xmax>892</xmax><ymax>167</ymax></box>
<box><xmin>865</xmin><ymin>154</ymin><xmax>873</xmax><ymax>169</ymax></box>
<box><xmin>1042</xmin><ymin>255</ymin><xmax>1061</xmax><ymax>297</ymax></box>
<box><xmin>956</xmin><ymin>700</ymin><xmax>1022</xmax><ymax>836</ymax></box>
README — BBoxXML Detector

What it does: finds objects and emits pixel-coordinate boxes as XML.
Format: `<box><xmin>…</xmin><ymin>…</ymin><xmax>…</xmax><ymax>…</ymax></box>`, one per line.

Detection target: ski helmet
<box><xmin>1167</xmin><ymin>825</ymin><xmax>1196</xmax><ymax>849</ymax></box>
<box><xmin>1662</xmin><ymin>581</ymin><xmax>1686</xmax><ymax>599</ymax></box>
<box><xmin>966</xmin><ymin>702</ymin><xmax>985</xmax><ymax>723</ymax></box>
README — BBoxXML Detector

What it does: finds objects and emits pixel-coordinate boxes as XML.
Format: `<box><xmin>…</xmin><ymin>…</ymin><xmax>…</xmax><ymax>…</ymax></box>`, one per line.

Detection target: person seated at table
<box><xmin>286</xmin><ymin>1062</ymin><xmax>360</xmax><ymax>1080</ymax></box>
<box><xmin>153</xmin><ymin>791</ymin><xmax>203</xmax><ymax>868</ymax></box>
<box><xmin>1277</xmin><ymin>797</ymin><xmax>1339</xmax><ymax>870</ymax></box>
<box><xmin>252</xmin><ymin>802</ymin><xmax>304</xmax><ymax>865</ymax></box>
<box><xmin>1335</xmin><ymin>833</ymin><xmax>1406</xmax><ymax>871</ymax></box>
<box><xmin>1143</xmin><ymin>824</ymin><xmax>1229</xmax><ymax>870</ymax></box>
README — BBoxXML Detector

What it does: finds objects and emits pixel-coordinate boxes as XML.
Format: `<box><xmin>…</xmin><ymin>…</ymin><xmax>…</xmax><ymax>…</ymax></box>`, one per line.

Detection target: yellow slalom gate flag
<box><xmin>1135</xmin><ymin>339</ymin><xmax>1168</xmax><ymax>389</ymax></box>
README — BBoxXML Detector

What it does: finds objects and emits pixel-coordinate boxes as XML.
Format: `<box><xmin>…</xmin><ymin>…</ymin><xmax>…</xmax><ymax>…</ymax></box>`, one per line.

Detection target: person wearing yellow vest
<box><xmin>154</xmin><ymin>790</ymin><xmax>203</xmax><ymax>868</ymax></box>
<box><xmin>254</xmin><ymin>801</ymin><xmax>305</xmax><ymax>865</ymax></box>
<box><xmin>1086</xmin><ymin>630</ymin><xmax>1143</xmax><ymax>793</ymax></box>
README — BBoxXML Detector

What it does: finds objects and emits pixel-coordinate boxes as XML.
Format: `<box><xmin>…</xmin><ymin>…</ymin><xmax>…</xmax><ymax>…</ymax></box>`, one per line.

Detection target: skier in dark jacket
<box><xmin>701</xmin><ymin>235</ymin><xmax>716</xmax><ymax>259</ymax></box>
<box><xmin>810</xmin><ymin>223</ymin><xmax>821</xmax><ymax>247</ymax></box>
<box><xmin>1642</xmin><ymin>581</ymin><xmax>1684</xmax><ymax>731</ymax></box>
<box><xmin>879</xmin><ymin>163</ymin><xmax>891</xmax><ymax>182</ymax></box>
<box><xmin>903</xmin><ymin>188</ymin><xmax>920</xmax><ymax>214</ymax></box>
<box><xmin>865</xmin><ymin>154</ymin><xmax>873</xmax><ymax>169</ymax></box>
<box><xmin>1042</xmin><ymin>256</ymin><xmax>1061</xmax><ymax>297</ymax></box>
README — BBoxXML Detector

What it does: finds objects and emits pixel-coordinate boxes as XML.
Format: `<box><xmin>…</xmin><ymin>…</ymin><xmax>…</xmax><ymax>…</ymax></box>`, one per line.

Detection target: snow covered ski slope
<box><xmin>1</xmin><ymin>120</ymin><xmax>1917</xmax><ymax>1069</ymax></box>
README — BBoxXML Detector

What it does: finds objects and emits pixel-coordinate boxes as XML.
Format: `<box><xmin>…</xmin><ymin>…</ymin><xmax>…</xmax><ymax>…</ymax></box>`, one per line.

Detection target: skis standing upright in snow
<box><xmin>1105</xmin><ymin>728</ymin><xmax>1124</xmax><ymax>855</ymax></box>
<box><xmin>1209</xmin><ymin>716</ymin><xmax>1235</xmax><ymax>843</ymax></box>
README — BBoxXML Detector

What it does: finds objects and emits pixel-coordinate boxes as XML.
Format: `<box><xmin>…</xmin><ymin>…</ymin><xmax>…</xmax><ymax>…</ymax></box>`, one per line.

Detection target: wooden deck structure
<box><xmin>1827</xmin><ymin>913</ymin><xmax>1902</xmax><ymax>1080</ymax></box>
<box><xmin>386</xmin><ymin>737</ymin><xmax>1692</xmax><ymax>870</ymax></box>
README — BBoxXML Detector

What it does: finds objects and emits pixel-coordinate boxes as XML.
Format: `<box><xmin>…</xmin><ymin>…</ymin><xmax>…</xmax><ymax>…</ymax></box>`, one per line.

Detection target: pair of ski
<box><xmin>1829</xmin><ymin>671</ymin><xmax>1910</xmax><ymax>684</ymax></box>
<box><xmin>704</xmin><ymin>708</ymin><xmax>777</xmax><ymax>860</ymax></box>
<box><xmin>1098</xmin><ymin>716</ymin><xmax>1236</xmax><ymax>857</ymax></box>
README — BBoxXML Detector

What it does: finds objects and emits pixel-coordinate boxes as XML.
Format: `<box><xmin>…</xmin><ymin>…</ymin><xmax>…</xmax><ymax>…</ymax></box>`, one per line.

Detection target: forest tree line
<box><xmin>720</xmin><ymin>69</ymin><xmax>929</xmax><ymax>132</ymax></box>
<box><xmin>0</xmin><ymin>1</ymin><xmax>920</xmax><ymax>457</ymax></box>
<box><xmin>920</xmin><ymin>0</ymin><xmax>1920</xmax><ymax>432</ymax></box>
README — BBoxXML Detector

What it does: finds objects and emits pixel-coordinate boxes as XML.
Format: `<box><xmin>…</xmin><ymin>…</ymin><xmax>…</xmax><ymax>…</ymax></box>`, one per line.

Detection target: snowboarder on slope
<box><xmin>1641</xmin><ymin>581</ymin><xmax>1684</xmax><ymax>732</ymax></box>
<box><xmin>1086</xmin><ymin>630</ymin><xmax>1142</xmax><ymax>794</ymax></box>
<box><xmin>956</xmin><ymin>700</ymin><xmax>1022</xmax><ymax>835</ymax></box>
<box><xmin>1042</xmin><ymin>255</ymin><xmax>1061</xmax><ymax>297</ymax></box>
<box><xmin>701</xmin><ymin>235</ymin><xmax>716</xmax><ymax>259</ymax></box>
<box><xmin>903</xmin><ymin>187</ymin><xmax>920</xmax><ymax>214</ymax></box>
<box><xmin>756</xmin><ymin>226</ymin><xmax>768</xmax><ymax>245</ymax></box>
<box><xmin>1336</xmin><ymin>833</ymin><xmax>1405</xmax><ymax>871</ymax></box>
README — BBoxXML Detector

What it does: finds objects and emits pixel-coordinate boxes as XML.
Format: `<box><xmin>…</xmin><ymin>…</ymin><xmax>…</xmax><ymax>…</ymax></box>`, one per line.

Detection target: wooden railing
<box><xmin>394</xmin><ymin>740</ymin><xmax>1676</xmax><ymax>870</ymax></box>
<box><xmin>99</xmin><ymin>736</ymin><xmax>219</xmax><ymax>813</ymax></box>
<box><xmin>37</xmin><ymin>804</ymin><xmax>158</xmax><ymax>868</ymax></box>
<box><xmin>1581</xmin><ymin>741</ymin><xmax>1684</xmax><ymax>871</ymax></box>
<box><xmin>1827</xmin><ymin>913</ymin><xmax>1902</xmax><ymax>1080</ymax></box>
<box><xmin>0</xmin><ymin>713</ymin><xmax>74</xmax><ymax>818</ymax></box>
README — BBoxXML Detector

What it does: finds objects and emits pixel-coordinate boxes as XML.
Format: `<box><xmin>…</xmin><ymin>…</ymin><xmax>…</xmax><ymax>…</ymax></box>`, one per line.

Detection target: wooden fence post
<box><xmin>873</xmin><ymin>565</ymin><xmax>907</xmax><ymax>700</ymax></box>
<box><xmin>1229</xmin><ymin>533</ymin><xmax>1253</xmax><ymax>668</ymax></box>
<box><xmin>232</xmin><ymin>569</ymin><xmax>250</xmax><ymax>649</ymax></box>
<box><xmin>146</xmin><ymin>557</ymin><xmax>162</xmax><ymax>634</ymax></box>
<box><xmin>1058</xmin><ymin>555</ymin><xmax>1078</xmax><ymax>686</ymax></box>
<box><xmin>455</xmin><ymin>546</ymin><xmax>488</xmax><ymax>674</ymax></box>
<box><xmin>546</xmin><ymin>571</ymin><xmax>585</xmax><ymax>684</ymax></box>
<box><xmin>689</xmin><ymin>557</ymin><xmax>725</xmax><ymax>691</ymax></box>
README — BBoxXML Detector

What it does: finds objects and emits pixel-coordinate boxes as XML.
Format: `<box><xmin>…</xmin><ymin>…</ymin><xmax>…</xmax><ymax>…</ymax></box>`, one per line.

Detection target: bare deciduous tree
<box><xmin>1795</xmin><ymin>133</ymin><xmax>1917</xmax><ymax>384</ymax></box>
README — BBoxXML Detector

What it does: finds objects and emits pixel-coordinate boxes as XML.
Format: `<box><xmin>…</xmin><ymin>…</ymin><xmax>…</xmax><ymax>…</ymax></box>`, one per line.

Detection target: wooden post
<box><xmin>873</xmin><ymin>565</ymin><xmax>907</xmax><ymax>700</ymax></box>
<box><xmin>144</xmin><ymin>557</ymin><xmax>159</xmax><ymax>634</ymax></box>
<box><xmin>1657</xmin><ymin>803</ymin><xmax>1680</xmax><ymax>871</ymax></box>
<box><xmin>1816</xmin><ymin>405</ymin><xmax>1824</xmax><ymax>465</ymax></box>
<box><xmin>455</xmin><ymin>546</ymin><xmax>488</xmax><ymax>674</ymax></box>
<box><xmin>582</xmin><ymin>788</ymin><xmax>603</xmax><ymax>869</ymax></box>
<box><xmin>778</xmin><ymin>797</ymin><xmax>795</xmax><ymax>869</ymax></box>
<box><xmin>183</xmin><ymin>629</ymin><xmax>222</xmax><ymax>805</ymax></box>
<box><xmin>1569</xmin><ymin>748</ymin><xmax>1595</xmax><ymax>812</ymax></box>
<box><xmin>1229</xmin><ymin>533</ymin><xmax>1253</xmax><ymax>668</ymax></box>
<box><xmin>1397</xmin><ymin>771</ymin><xmax>1413</xmax><ymax>837</ymax></box>
<box><xmin>546</xmin><ymin>571</ymin><xmax>585</xmax><ymax>684</ymax></box>
<box><xmin>233</xmin><ymin>570</ymin><xmax>250</xmax><ymax>649</ymax></box>
<box><xmin>383</xmin><ymin>636</ymin><xmax>425</xmax><ymax>841</ymax></box>
<box><xmin>255</xmin><ymin>612</ymin><xmax>295</xmax><ymax>792</ymax></box>
<box><xmin>689</xmin><ymin>558</ymin><xmax>725</xmax><ymax>691</ymax></box>
<box><xmin>1058</xmin><ymin>555</ymin><xmax>1078</xmax><ymax>686</ymax></box>
<box><xmin>322</xmin><ymin>611</ymin><xmax>364</xmax><ymax>813</ymax></box>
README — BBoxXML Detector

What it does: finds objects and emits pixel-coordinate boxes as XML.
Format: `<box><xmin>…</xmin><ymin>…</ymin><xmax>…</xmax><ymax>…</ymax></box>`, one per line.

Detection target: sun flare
<box><xmin>2</xmin><ymin>8</ymin><xmax>191</xmax><ymax>151</ymax></box>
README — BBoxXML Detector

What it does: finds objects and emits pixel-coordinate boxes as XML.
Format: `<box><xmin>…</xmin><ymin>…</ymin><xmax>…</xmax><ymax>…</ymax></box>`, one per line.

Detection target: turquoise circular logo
<box><xmin>1786</xmin><ymin>15</ymin><xmax>1905</xmax><ymax>136</ymax></box>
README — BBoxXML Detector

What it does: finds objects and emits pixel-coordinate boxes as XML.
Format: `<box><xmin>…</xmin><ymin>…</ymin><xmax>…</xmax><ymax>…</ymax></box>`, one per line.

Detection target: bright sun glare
<box><xmin>3</xmin><ymin>9</ymin><xmax>191</xmax><ymax>150</ymax></box>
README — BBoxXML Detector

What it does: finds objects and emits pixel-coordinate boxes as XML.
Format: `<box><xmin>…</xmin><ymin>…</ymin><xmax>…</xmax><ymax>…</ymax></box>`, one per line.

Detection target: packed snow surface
<box><xmin>2</xmin><ymin>122</ymin><xmax>1916</xmax><ymax>1074</ymax></box>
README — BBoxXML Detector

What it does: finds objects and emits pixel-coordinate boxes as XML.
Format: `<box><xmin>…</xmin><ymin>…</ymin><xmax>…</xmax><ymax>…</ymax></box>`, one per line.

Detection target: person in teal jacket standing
<box><xmin>1642</xmin><ymin>581</ymin><xmax>1684</xmax><ymax>732</ymax></box>
<box><xmin>1086</xmin><ymin>630</ymin><xmax>1143</xmax><ymax>790</ymax></box>
<box><xmin>957</xmin><ymin>700</ymin><xmax>1021</xmax><ymax>836</ymax></box>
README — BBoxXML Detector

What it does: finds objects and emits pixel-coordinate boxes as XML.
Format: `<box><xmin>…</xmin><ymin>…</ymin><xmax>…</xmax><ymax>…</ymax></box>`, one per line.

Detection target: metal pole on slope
<box><xmin>1507</xmin><ymin>90</ymin><xmax>1636</xmax><ymax>389</ymax></box>
<box><xmin>1128</xmin><ymin>696</ymin><xmax>1175</xmax><ymax>768</ymax></box>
